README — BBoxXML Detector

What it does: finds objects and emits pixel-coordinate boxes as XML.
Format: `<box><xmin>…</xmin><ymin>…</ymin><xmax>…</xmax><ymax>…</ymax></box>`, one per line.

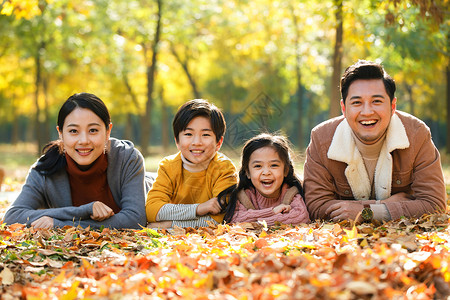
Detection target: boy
<box><xmin>146</xmin><ymin>99</ymin><xmax>237</xmax><ymax>228</ymax></box>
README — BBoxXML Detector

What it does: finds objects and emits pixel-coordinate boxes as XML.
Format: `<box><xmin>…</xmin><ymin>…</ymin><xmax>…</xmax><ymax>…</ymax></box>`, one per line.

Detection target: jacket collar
<box><xmin>327</xmin><ymin>113</ymin><xmax>409</xmax><ymax>200</ymax></box>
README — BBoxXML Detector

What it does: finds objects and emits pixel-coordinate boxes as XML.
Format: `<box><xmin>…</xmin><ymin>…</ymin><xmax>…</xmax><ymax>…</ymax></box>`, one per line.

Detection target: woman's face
<box><xmin>58</xmin><ymin>107</ymin><xmax>112</xmax><ymax>168</ymax></box>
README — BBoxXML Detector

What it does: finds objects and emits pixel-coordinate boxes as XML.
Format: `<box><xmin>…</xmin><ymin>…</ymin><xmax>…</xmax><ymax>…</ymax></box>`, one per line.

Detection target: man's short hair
<box><xmin>340</xmin><ymin>60</ymin><xmax>396</xmax><ymax>104</ymax></box>
<box><xmin>173</xmin><ymin>99</ymin><xmax>226</xmax><ymax>143</ymax></box>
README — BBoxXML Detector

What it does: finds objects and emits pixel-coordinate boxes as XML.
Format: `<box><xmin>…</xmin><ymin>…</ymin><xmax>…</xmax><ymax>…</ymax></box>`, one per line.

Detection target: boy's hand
<box><xmin>31</xmin><ymin>216</ymin><xmax>54</xmax><ymax>229</ymax></box>
<box><xmin>91</xmin><ymin>201</ymin><xmax>114</xmax><ymax>221</ymax></box>
<box><xmin>196</xmin><ymin>197</ymin><xmax>221</xmax><ymax>216</ymax></box>
<box><xmin>273</xmin><ymin>204</ymin><xmax>291</xmax><ymax>214</ymax></box>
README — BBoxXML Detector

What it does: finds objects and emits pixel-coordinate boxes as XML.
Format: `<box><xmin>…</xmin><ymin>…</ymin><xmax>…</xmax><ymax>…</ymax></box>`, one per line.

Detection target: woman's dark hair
<box><xmin>34</xmin><ymin>93</ymin><xmax>111</xmax><ymax>175</ymax></box>
<box><xmin>218</xmin><ymin>133</ymin><xmax>304</xmax><ymax>223</ymax></box>
<box><xmin>172</xmin><ymin>99</ymin><xmax>226</xmax><ymax>143</ymax></box>
<box><xmin>340</xmin><ymin>60</ymin><xmax>396</xmax><ymax>104</ymax></box>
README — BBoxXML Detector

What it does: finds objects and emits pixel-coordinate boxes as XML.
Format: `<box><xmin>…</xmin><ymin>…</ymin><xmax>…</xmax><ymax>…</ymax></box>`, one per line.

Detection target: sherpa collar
<box><xmin>327</xmin><ymin>113</ymin><xmax>409</xmax><ymax>200</ymax></box>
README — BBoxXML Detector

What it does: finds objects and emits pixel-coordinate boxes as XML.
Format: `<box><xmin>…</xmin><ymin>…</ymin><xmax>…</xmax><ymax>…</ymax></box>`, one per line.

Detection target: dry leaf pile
<box><xmin>0</xmin><ymin>213</ymin><xmax>449</xmax><ymax>299</ymax></box>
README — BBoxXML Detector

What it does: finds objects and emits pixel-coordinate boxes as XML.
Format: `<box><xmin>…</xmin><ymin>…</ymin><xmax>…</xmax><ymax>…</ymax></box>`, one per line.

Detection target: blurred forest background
<box><xmin>0</xmin><ymin>0</ymin><xmax>448</xmax><ymax>159</ymax></box>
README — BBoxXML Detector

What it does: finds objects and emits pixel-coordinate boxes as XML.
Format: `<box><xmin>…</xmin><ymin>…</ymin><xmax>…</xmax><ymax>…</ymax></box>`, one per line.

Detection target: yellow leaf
<box><xmin>0</xmin><ymin>267</ymin><xmax>14</xmax><ymax>285</ymax></box>
<box><xmin>60</xmin><ymin>281</ymin><xmax>80</xmax><ymax>300</ymax></box>
<box><xmin>194</xmin><ymin>272</ymin><xmax>213</xmax><ymax>289</ymax></box>
<box><xmin>344</xmin><ymin>225</ymin><xmax>358</xmax><ymax>239</ymax></box>
<box><xmin>177</xmin><ymin>263</ymin><xmax>195</xmax><ymax>279</ymax></box>
<box><xmin>359</xmin><ymin>238</ymin><xmax>369</xmax><ymax>247</ymax></box>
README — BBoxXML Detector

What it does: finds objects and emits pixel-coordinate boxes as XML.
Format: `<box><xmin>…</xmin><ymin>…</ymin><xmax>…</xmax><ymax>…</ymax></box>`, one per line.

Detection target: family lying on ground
<box><xmin>2</xmin><ymin>60</ymin><xmax>447</xmax><ymax>230</ymax></box>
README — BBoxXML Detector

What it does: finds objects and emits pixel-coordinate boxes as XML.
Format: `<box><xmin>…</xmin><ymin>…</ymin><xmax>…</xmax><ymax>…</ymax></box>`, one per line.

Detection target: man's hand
<box><xmin>273</xmin><ymin>204</ymin><xmax>291</xmax><ymax>214</ymax></box>
<box><xmin>196</xmin><ymin>197</ymin><xmax>221</xmax><ymax>216</ymax></box>
<box><xmin>31</xmin><ymin>216</ymin><xmax>54</xmax><ymax>229</ymax></box>
<box><xmin>325</xmin><ymin>201</ymin><xmax>364</xmax><ymax>223</ymax></box>
<box><xmin>148</xmin><ymin>221</ymin><xmax>173</xmax><ymax>229</ymax></box>
<box><xmin>91</xmin><ymin>201</ymin><xmax>114</xmax><ymax>221</ymax></box>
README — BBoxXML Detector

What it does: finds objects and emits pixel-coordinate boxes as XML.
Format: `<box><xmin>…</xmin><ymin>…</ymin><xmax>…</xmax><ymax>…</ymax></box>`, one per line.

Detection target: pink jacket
<box><xmin>231</xmin><ymin>184</ymin><xmax>310</xmax><ymax>225</ymax></box>
<box><xmin>304</xmin><ymin>111</ymin><xmax>446</xmax><ymax>221</ymax></box>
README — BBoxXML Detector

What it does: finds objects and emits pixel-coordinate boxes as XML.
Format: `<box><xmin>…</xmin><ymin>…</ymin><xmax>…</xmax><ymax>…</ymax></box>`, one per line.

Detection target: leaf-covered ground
<box><xmin>1</xmin><ymin>206</ymin><xmax>450</xmax><ymax>299</ymax></box>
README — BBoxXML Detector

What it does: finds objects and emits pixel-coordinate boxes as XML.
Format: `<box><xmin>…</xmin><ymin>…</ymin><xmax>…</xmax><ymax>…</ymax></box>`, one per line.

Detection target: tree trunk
<box><xmin>42</xmin><ymin>75</ymin><xmax>51</xmax><ymax>144</ymax></box>
<box><xmin>405</xmin><ymin>83</ymin><xmax>415</xmax><ymax>116</ymax></box>
<box><xmin>34</xmin><ymin>50</ymin><xmax>43</xmax><ymax>155</ymax></box>
<box><xmin>140</xmin><ymin>0</ymin><xmax>162</xmax><ymax>157</ymax></box>
<box><xmin>446</xmin><ymin>59</ymin><xmax>450</xmax><ymax>153</ymax></box>
<box><xmin>290</xmin><ymin>7</ymin><xmax>304</xmax><ymax>149</ymax></box>
<box><xmin>122</xmin><ymin>72</ymin><xmax>140</xmax><ymax>142</ymax></box>
<box><xmin>11</xmin><ymin>95</ymin><xmax>19</xmax><ymax>145</ymax></box>
<box><xmin>329</xmin><ymin>0</ymin><xmax>344</xmax><ymax>118</ymax></box>
<box><xmin>171</xmin><ymin>45</ymin><xmax>201</xmax><ymax>99</ymax></box>
<box><xmin>160</xmin><ymin>87</ymin><xmax>170</xmax><ymax>152</ymax></box>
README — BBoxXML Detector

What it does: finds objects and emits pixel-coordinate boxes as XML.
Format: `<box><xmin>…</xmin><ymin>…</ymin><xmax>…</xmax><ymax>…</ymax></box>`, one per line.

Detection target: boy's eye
<box><xmin>202</xmin><ymin>133</ymin><xmax>211</xmax><ymax>137</ymax></box>
<box><xmin>184</xmin><ymin>132</ymin><xmax>192</xmax><ymax>136</ymax></box>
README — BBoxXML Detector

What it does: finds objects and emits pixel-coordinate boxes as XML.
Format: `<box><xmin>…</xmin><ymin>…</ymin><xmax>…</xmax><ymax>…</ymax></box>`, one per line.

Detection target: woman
<box><xmin>3</xmin><ymin>93</ymin><xmax>151</xmax><ymax>229</ymax></box>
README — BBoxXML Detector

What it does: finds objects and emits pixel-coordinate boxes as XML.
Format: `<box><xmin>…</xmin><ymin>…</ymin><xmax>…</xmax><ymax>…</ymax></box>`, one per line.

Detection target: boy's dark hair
<box><xmin>340</xmin><ymin>60</ymin><xmax>396</xmax><ymax>104</ymax></box>
<box><xmin>173</xmin><ymin>99</ymin><xmax>226</xmax><ymax>143</ymax></box>
<box><xmin>218</xmin><ymin>133</ymin><xmax>304</xmax><ymax>224</ymax></box>
<box><xmin>35</xmin><ymin>93</ymin><xmax>111</xmax><ymax>176</ymax></box>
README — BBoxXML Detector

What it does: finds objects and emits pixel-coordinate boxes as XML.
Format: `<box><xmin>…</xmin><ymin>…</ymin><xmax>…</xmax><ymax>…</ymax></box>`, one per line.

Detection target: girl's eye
<box><xmin>69</xmin><ymin>129</ymin><xmax>77</xmax><ymax>134</ymax></box>
<box><xmin>252</xmin><ymin>164</ymin><xmax>261</xmax><ymax>169</ymax></box>
<box><xmin>184</xmin><ymin>132</ymin><xmax>192</xmax><ymax>136</ymax></box>
<box><xmin>271</xmin><ymin>164</ymin><xmax>280</xmax><ymax>168</ymax></box>
<box><xmin>89</xmin><ymin>128</ymin><xmax>99</xmax><ymax>133</ymax></box>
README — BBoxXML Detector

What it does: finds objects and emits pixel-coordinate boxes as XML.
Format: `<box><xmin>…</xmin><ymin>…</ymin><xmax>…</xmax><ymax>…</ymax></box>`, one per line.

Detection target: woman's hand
<box><xmin>196</xmin><ymin>197</ymin><xmax>222</xmax><ymax>216</ymax></box>
<box><xmin>273</xmin><ymin>204</ymin><xmax>291</xmax><ymax>214</ymax></box>
<box><xmin>31</xmin><ymin>216</ymin><xmax>54</xmax><ymax>229</ymax></box>
<box><xmin>91</xmin><ymin>201</ymin><xmax>114</xmax><ymax>221</ymax></box>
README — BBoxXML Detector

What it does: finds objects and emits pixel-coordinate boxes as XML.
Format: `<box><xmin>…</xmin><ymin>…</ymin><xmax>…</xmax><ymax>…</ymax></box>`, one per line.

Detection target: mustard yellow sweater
<box><xmin>146</xmin><ymin>152</ymin><xmax>237</xmax><ymax>223</ymax></box>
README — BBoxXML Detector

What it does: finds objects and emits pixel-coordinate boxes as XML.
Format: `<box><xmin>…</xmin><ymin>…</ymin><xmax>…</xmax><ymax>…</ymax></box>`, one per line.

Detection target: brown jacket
<box><xmin>304</xmin><ymin>111</ymin><xmax>446</xmax><ymax>221</ymax></box>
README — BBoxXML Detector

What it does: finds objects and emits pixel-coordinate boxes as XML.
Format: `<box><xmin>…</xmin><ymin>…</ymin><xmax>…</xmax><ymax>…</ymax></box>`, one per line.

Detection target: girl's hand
<box><xmin>91</xmin><ymin>201</ymin><xmax>114</xmax><ymax>221</ymax></box>
<box><xmin>31</xmin><ymin>216</ymin><xmax>54</xmax><ymax>229</ymax></box>
<box><xmin>273</xmin><ymin>204</ymin><xmax>291</xmax><ymax>214</ymax></box>
<box><xmin>196</xmin><ymin>197</ymin><xmax>222</xmax><ymax>216</ymax></box>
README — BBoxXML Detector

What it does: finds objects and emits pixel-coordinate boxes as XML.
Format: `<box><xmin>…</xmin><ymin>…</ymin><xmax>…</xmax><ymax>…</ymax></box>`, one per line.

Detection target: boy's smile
<box><xmin>176</xmin><ymin>116</ymin><xmax>223</xmax><ymax>165</ymax></box>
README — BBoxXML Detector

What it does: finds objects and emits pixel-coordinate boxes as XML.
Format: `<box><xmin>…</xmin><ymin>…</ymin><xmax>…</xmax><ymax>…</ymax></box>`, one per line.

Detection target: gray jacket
<box><xmin>3</xmin><ymin>138</ymin><xmax>151</xmax><ymax>229</ymax></box>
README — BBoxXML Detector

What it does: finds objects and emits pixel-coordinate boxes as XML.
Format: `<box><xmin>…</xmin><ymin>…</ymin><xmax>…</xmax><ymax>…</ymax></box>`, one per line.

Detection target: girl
<box><xmin>3</xmin><ymin>93</ymin><xmax>152</xmax><ymax>229</ymax></box>
<box><xmin>219</xmin><ymin>133</ymin><xmax>310</xmax><ymax>225</ymax></box>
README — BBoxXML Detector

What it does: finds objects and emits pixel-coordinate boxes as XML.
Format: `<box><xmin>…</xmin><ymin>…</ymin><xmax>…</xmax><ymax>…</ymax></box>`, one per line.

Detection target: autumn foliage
<box><xmin>1</xmin><ymin>213</ymin><xmax>450</xmax><ymax>299</ymax></box>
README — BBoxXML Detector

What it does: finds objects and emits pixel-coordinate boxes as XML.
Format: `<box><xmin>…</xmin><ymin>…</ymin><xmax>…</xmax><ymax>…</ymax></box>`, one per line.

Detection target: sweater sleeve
<box><xmin>3</xmin><ymin>169</ymin><xmax>95</xmax><ymax>226</ymax></box>
<box><xmin>211</xmin><ymin>154</ymin><xmax>238</xmax><ymax>197</ymax></box>
<box><xmin>145</xmin><ymin>158</ymin><xmax>177</xmax><ymax>222</ymax></box>
<box><xmin>56</xmin><ymin>146</ymin><xmax>148</xmax><ymax>230</ymax></box>
<box><xmin>264</xmin><ymin>194</ymin><xmax>310</xmax><ymax>225</ymax></box>
<box><xmin>230</xmin><ymin>199</ymin><xmax>276</xmax><ymax>224</ymax></box>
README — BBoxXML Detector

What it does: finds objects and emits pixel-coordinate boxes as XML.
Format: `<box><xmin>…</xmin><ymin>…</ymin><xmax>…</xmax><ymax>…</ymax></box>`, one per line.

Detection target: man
<box><xmin>303</xmin><ymin>60</ymin><xmax>446</xmax><ymax>223</ymax></box>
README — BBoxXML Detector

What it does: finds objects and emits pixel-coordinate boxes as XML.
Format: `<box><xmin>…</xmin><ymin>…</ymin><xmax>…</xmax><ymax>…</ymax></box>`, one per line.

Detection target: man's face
<box><xmin>341</xmin><ymin>79</ymin><xmax>396</xmax><ymax>145</ymax></box>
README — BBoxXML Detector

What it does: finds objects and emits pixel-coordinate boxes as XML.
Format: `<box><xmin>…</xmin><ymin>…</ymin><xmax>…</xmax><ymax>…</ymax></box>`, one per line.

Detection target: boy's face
<box><xmin>176</xmin><ymin>116</ymin><xmax>223</xmax><ymax>165</ymax></box>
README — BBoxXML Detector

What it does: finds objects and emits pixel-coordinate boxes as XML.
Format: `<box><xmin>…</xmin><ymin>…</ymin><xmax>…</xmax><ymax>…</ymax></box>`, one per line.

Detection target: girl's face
<box><xmin>247</xmin><ymin>146</ymin><xmax>287</xmax><ymax>198</ymax></box>
<box><xmin>58</xmin><ymin>107</ymin><xmax>112</xmax><ymax>169</ymax></box>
